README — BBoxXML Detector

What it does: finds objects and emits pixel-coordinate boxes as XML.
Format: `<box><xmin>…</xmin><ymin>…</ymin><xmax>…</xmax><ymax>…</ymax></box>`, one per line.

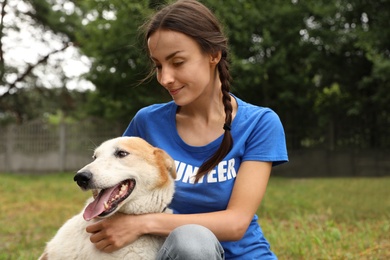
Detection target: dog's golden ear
<box><xmin>154</xmin><ymin>149</ymin><xmax>176</xmax><ymax>180</ymax></box>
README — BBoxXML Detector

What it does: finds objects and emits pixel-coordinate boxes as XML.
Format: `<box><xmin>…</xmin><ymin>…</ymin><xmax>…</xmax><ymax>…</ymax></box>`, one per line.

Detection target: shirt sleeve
<box><xmin>242</xmin><ymin>109</ymin><xmax>288</xmax><ymax>166</ymax></box>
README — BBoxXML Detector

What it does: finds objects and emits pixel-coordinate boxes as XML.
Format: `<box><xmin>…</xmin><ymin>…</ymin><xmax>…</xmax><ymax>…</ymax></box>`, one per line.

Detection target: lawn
<box><xmin>0</xmin><ymin>173</ymin><xmax>389</xmax><ymax>259</ymax></box>
<box><xmin>259</xmin><ymin>177</ymin><xmax>390</xmax><ymax>259</ymax></box>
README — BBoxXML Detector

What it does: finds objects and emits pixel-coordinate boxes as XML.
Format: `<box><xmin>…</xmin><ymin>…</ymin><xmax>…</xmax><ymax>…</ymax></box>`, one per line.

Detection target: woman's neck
<box><xmin>178</xmin><ymin>85</ymin><xmax>224</xmax><ymax>125</ymax></box>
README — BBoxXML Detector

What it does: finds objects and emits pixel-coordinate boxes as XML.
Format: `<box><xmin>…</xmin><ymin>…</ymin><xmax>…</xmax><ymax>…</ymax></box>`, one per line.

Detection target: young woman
<box><xmin>86</xmin><ymin>0</ymin><xmax>288</xmax><ymax>259</ymax></box>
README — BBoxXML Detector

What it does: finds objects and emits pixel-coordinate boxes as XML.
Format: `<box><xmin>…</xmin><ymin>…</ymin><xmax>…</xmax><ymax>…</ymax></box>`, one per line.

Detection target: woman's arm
<box><xmin>86</xmin><ymin>161</ymin><xmax>272</xmax><ymax>253</ymax></box>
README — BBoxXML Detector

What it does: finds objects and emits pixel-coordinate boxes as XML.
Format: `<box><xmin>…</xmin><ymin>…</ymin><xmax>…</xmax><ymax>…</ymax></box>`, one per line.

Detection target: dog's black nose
<box><xmin>74</xmin><ymin>171</ymin><xmax>92</xmax><ymax>189</ymax></box>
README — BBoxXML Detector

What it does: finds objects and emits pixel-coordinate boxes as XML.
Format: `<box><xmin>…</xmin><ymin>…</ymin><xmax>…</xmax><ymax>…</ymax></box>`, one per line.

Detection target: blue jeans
<box><xmin>156</xmin><ymin>224</ymin><xmax>225</xmax><ymax>260</ymax></box>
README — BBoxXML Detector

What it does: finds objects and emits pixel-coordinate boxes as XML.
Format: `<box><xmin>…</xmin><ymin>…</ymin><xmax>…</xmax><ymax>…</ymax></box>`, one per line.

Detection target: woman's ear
<box><xmin>209</xmin><ymin>51</ymin><xmax>222</xmax><ymax>65</ymax></box>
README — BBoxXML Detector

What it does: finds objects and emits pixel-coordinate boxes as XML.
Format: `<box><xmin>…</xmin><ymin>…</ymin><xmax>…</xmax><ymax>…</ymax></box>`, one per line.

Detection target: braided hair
<box><xmin>143</xmin><ymin>0</ymin><xmax>233</xmax><ymax>182</ymax></box>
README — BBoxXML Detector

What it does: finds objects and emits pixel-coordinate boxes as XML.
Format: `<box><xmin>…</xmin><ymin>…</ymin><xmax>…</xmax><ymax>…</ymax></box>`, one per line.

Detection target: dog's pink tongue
<box><xmin>83</xmin><ymin>186</ymin><xmax>117</xmax><ymax>221</ymax></box>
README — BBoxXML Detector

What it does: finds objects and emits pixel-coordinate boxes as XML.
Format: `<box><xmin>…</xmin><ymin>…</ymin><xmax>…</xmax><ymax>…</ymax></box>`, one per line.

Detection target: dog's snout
<box><xmin>74</xmin><ymin>171</ymin><xmax>92</xmax><ymax>189</ymax></box>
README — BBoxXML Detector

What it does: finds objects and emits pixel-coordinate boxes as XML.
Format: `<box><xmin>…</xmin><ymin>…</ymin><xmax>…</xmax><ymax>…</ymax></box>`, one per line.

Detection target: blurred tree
<box><xmin>301</xmin><ymin>0</ymin><xmax>390</xmax><ymax>148</ymax></box>
<box><xmin>73</xmin><ymin>0</ymin><xmax>170</xmax><ymax>123</ymax></box>
<box><xmin>208</xmin><ymin>0</ymin><xmax>318</xmax><ymax>148</ymax></box>
<box><xmin>0</xmin><ymin>0</ymin><xmax>389</xmax><ymax>149</ymax></box>
<box><xmin>208</xmin><ymin>0</ymin><xmax>390</xmax><ymax>149</ymax></box>
<box><xmin>0</xmin><ymin>0</ymin><xmax>83</xmax><ymax>123</ymax></box>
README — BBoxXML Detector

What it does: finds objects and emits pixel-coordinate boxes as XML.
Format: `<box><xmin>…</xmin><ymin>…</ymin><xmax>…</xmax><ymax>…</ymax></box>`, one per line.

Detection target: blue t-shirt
<box><xmin>123</xmin><ymin>96</ymin><xmax>288</xmax><ymax>259</ymax></box>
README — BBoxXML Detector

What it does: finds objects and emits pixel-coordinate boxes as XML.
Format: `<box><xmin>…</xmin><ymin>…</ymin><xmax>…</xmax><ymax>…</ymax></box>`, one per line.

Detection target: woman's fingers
<box><xmin>86</xmin><ymin>221</ymin><xmax>103</xmax><ymax>234</ymax></box>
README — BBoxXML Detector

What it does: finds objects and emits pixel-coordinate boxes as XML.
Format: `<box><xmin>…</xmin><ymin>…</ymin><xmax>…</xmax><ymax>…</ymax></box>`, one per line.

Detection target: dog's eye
<box><xmin>92</xmin><ymin>155</ymin><xmax>97</xmax><ymax>160</ymax></box>
<box><xmin>115</xmin><ymin>150</ymin><xmax>129</xmax><ymax>158</ymax></box>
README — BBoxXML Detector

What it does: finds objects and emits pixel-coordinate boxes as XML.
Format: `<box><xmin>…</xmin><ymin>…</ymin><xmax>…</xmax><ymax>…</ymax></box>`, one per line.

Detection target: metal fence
<box><xmin>0</xmin><ymin>119</ymin><xmax>122</xmax><ymax>172</ymax></box>
<box><xmin>0</xmin><ymin>119</ymin><xmax>389</xmax><ymax>177</ymax></box>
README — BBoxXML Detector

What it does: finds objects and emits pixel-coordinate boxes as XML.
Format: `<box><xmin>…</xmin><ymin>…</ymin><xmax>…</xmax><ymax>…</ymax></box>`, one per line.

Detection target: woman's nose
<box><xmin>159</xmin><ymin>67</ymin><xmax>174</xmax><ymax>86</ymax></box>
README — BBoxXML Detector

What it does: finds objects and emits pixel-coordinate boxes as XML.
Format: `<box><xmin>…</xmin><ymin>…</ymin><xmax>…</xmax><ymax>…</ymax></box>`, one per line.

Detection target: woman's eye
<box><xmin>173</xmin><ymin>61</ymin><xmax>184</xmax><ymax>67</ymax></box>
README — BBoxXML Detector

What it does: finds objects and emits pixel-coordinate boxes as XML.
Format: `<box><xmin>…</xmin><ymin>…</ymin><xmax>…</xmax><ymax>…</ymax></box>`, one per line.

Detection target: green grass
<box><xmin>1</xmin><ymin>173</ymin><xmax>389</xmax><ymax>259</ymax></box>
<box><xmin>259</xmin><ymin>178</ymin><xmax>390</xmax><ymax>259</ymax></box>
<box><xmin>0</xmin><ymin>173</ymin><xmax>90</xmax><ymax>260</ymax></box>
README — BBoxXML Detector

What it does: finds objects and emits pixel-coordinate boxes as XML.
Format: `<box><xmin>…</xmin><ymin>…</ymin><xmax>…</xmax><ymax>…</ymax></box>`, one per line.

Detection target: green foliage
<box><xmin>28</xmin><ymin>0</ymin><xmax>81</xmax><ymax>42</ymax></box>
<box><xmin>72</xmin><ymin>0</ymin><xmax>172</xmax><ymax>121</ymax></box>
<box><xmin>0</xmin><ymin>86</ymin><xmax>88</xmax><ymax>125</ymax></box>
<box><xmin>210</xmin><ymin>0</ymin><xmax>390</xmax><ymax>149</ymax></box>
<box><xmin>2</xmin><ymin>0</ymin><xmax>389</xmax><ymax>148</ymax></box>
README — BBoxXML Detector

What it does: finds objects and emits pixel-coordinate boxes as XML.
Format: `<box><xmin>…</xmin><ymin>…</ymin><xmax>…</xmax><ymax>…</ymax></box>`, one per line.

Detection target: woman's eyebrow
<box><xmin>150</xmin><ymin>50</ymin><xmax>183</xmax><ymax>62</ymax></box>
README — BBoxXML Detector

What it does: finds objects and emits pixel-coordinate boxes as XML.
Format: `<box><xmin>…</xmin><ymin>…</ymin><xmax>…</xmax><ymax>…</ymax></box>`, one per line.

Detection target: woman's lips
<box><xmin>169</xmin><ymin>87</ymin><xmax>184</xmax><ymax>96</ymax></box>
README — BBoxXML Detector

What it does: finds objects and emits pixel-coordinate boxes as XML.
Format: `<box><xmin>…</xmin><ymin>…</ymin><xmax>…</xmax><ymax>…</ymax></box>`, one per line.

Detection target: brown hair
<box><xmin>143</xmin><ymin>0</ymin><xmax>233</xmax><ymax>182</ymax></box>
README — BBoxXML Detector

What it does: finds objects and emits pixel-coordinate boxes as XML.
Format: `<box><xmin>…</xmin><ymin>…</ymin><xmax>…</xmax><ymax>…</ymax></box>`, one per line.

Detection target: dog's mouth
<box><xmin>83</xmin><ymin>179</ymin><xmax>136</xmax><ymax>221</ymax></box>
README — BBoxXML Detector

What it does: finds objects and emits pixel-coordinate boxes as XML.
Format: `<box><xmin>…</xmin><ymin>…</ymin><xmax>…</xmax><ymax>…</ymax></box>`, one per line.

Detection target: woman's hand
<box><xmin>86</xmin><ymin>213</ymin><xmax>143</xmax><ymax>253</ymax></box>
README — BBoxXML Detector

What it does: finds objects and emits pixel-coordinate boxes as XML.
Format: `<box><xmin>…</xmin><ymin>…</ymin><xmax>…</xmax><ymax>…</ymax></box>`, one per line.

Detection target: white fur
<box><xmin>40</xmin><ymin>137</ymin><xmax>175</xmax><ymax>260</ymax></box>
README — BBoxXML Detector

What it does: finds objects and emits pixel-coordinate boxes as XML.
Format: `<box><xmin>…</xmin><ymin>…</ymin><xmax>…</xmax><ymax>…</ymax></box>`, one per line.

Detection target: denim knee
<box><xmin>156</xmin><ymin>224</ymin><xmax>224</xmax><ymax>260</ymax></box>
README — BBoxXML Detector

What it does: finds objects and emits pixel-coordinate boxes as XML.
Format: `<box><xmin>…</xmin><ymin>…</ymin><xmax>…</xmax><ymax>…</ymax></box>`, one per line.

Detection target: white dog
<box><xmin>39</xmin><ymin>136</ymin><xmax>176</xmax><ymax>260</ymax></box>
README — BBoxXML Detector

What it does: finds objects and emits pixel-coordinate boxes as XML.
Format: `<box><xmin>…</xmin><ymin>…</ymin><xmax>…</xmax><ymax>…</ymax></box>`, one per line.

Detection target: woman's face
<box><xmin>147</xmin><ymin>29</ymin><xmax>219</xmax><ymax>106</ymax></box>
